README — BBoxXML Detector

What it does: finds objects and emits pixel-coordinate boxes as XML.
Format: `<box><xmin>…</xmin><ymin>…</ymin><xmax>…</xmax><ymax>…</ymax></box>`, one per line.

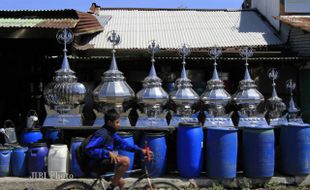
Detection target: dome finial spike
<box><xmin>179</xmin><ymin>43</ymin><xmax>190</xmax><ymax>79</ymax></box>
<box><xmin>212</xmin><ymin>62</ymin><xmax>220</xmax><ymax>80</ymax></box>
<box><xmin>289</xmin><ymin>96</ymin><xmax>299</xmax><ymax>112</ymax></box>
<box><xmin>149</xmin><ymin>62</ymin><xmax>157</xmax><ymax>78</ymax></box>
<box><xmin>106</xmin><ymin>30</ymin><xmax>121</xmax><ymax>71</ymax></box>
<box><xmin>181</xmin><ymin>62</ymin><xmax>187</xmax><ymax>79</ymax></box>
<box><xmin>109</xmin><ymin>50</ymin><xmax>119</xmax><ymax>70</ymax></box>
<box><xmin>147</xmin><ymin>40</ymin><xmax>160</xmax><ymax>78</ymax></box>
<box><xmin>271</xmin><ymin>82</ymin><xmax>278</xmax><ymax>98</ymax></box>
<box><xmin>239</xmin><ymin>47</ymin><xmax>253</xmax><ymax>80</ymax></box>
<box><xmin>209</xmin><ymin>47</ymin><xmax>222</xmax><ymax>80</ymax></box>
<box><xmin>244</xmin><ymin>64</ymin><xmax>252</xmax><ymax>80</ymax></box>
<box><xmin>56</xmin><ymin>28</ymin><xmax>74</xmax><ymax>71</ymax></box>
<box><xmin>268</xmin><ymin>68</ymin><xmax>280</xmax><ymax>98</ymax></box>
<box><xmin>61</xmin><ymin>50</ymin><xmax>71</xmax><ymax>70</ymax></box>
<box><xmin>286</xmin><ymin>79</ymin><xmax>299</xmax><ymax>113</ymax></box>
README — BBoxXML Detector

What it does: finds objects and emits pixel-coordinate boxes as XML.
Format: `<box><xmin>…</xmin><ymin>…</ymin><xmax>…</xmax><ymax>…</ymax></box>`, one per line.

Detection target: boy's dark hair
<box><xmin>104</xmin><ymin>109</ymin><xmax>120</xmax><ymax>124</ymax></box>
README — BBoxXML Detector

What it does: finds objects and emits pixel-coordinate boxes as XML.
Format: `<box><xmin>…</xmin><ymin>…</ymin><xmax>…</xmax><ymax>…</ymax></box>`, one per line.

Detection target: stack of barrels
<box><xmin>0</xmin><ymin>122</ymin><xmax>309</xmax><ymax>179</ymax></box>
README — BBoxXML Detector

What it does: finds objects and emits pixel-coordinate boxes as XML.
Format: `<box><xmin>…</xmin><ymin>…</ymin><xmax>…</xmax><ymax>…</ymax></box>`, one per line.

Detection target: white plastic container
<box><xmin>48</xmin><ymin>144</ymin><xmax>69</xmax><ymax>179</ymax></box>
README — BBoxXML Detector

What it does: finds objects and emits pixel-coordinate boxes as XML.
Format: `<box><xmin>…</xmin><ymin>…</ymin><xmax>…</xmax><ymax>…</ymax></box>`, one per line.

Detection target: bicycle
<box><xmin>55</xmin><ymin>143</ymin><xmax>180</xmax><ymax>190</ymax></box>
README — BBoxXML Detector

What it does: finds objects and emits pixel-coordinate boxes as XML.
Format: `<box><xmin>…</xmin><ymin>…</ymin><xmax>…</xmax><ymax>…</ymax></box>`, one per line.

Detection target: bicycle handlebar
<box><xmin>144</xmin><ymin>141</ymin><xmax>152</xmax><ymax>162</ymax></box>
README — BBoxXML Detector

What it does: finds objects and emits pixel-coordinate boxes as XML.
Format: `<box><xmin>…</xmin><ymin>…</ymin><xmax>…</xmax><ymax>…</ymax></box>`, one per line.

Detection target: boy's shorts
<box><xmin>87</xmin><ymin>158</ymin><xmax>115</xmax><ymax>174</ymax></box>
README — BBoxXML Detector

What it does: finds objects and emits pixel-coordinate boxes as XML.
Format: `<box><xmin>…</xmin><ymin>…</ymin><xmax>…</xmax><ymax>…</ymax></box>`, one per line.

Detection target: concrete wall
<box><xmin>251</xmin><ymin>0</ymin><xmax>280</xmax><ymax>31</ymax></box>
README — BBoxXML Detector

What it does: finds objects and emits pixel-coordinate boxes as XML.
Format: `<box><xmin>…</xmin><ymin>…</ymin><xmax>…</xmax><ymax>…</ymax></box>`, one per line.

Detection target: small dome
<box><xmin>137</xmin><ymin>63</ymin><xmax>169</xmax><ymax>105</ymax></box>
<box><xmin>93</xmin><ymin>51</ymin><xmax>135</xmax><ymax>104</ymax></box>
<box><xmin>44</xmin><ymin>53</ymin><xmax>86</xmax><ymax>112</ymax></box>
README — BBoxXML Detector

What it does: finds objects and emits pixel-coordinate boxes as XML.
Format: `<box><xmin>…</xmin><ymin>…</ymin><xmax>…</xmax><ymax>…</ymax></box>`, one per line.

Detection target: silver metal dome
<box><xmin>201</xmin><ymin>47</ymin><xmax>231</xmax><ymax>117</ymax></box>
<box><xmin>170</xmin><ymin>44</ymin><xmax>199</xmax><ymax>115</ymax></box>
<box><xmin>286</xmin><ymin>79</ymin><xmax>303</xmax><ymax>123</ymax></box>
<box><xmin>92</xmin><ymin>31</ymin><xmax>135</xmax><ymax>127</ymax></box>
<box><xmin>233</xmin><ymin>47</ymin><xmax>264</xmax><ymax>117</ymax></box>
<box><xmin>93</xmin><ymin>50</ymin><xmax>135</xmax><ymax>104</ymax></box>
<box><xmin>266</xmin><ymin>68</ymin><xmax>286</xmax><ymax>119</ymax></box>
<box><xmin>136</xmin><ymin>41</ymin><xmax>169</xmax><ymax>107</ymax></box>
<box><xmin>44</xmin><ymin>29</ymin><xmax>86</xmax><ymax>113</ymax></box>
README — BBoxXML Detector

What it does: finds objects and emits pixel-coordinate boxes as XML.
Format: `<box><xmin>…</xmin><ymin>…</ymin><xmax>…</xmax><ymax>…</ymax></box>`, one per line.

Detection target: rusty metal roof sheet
<box><xmin>275</xmin><ymin>16</ymin><xmax>310</xmax><ymax>32</ymax></box>
<box><xmin>75</xmin><ymin>11</ymin><xmax>103</xmax><ymax>36</ymax></box>
<box><xmin>0</xmin><ymin>18</ymin><xmax>78</xmax><ymax>29</ymax></box>
<box><xmin>0</xmin><ymin>9</ymin><xmax>103</xmax><ymax>35</ymax></box>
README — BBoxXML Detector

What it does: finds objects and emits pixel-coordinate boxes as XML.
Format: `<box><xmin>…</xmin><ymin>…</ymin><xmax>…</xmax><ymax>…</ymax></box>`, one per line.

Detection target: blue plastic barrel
<box><xmin>27</xmin><ymin>143</ymin><xmax>48</xmax><ymax>176</ymax></box>
<box><xmin>0</xmin><ymin>147</ymin><xmax>11</xmax><ymax>176</ymax></box>
<box><xmin>206</xmin><ymin>127</ymin><xmax>238</xmax><ymax>179</ymax></box>
<box><xmin>11</xmin><ymin>146</ymin><xmax>28</xmax><ymax>177</ymax></box>
<box><xmin>165</xmin><ymin>82</ymin><xmax>175</xmax><ymax>93</ymax></box>
<box><xmin>280</xmin><ymin>124</ymin><xmax>310</xmax><ymax>175</ymax></box>
<box><xmin>70</xmin><ymin>137</ymin><xmax>85</xmax><ymax>178</ymax></box>
<box><xmin>243</xmin><ymin>128</ymin><xmax>275</xmax><ymax>178</ymax></box>
<box><xmin>177</xmin><ymin>122</ymin><xmax>203</xmax><ymax>178</ymax></box>
<box><xmin>20</xmin><ymin>128</ymin><xmax>43</xmax><ymax>145</ymax></box>
<box><xmin>141</xmin><ymin>132</ymin><xmax>167</xmax><ymax>177</ymax></box>
<box><xmin>118</xmin><ymin>132</ymin><xmax>135</xmax><ymax>177</ymax></box>
<box><xmin>45</xmin><ymin>128</ymin><xmax>62</xmax><ymax>144</ymax></box>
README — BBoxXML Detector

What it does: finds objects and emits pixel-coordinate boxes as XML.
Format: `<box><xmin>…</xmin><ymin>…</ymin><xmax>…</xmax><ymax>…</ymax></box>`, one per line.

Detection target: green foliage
<box><xmin>264</xmin><ymin>182</ymin><xmax>287</xmax><ymax>190</ymax></box>
<box><xmin>206</xmin><ymin>183</ymin><xmax>226</xmax><ymax>190</ymax></box>
<box><xmin>238</xmin><ymin>177</ymin><xmax>252</xmax><ymax>190</ymax></box>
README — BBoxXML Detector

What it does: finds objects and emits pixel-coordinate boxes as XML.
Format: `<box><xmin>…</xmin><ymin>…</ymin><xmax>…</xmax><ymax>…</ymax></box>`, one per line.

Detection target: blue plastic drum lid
<box><xmin>141</xmin><ymin>132</ymin><xmax>167</xmax><ymax>177</ymax></box>
<box><xmin>177</xmin><ymin>122</ymin><xmax>203</xmax><ymax>178</ymax></box>
<box><xmin>118</xmin><ymin>132</ymin><xmax>135</xmax><ymax>177</ymax></box>
<box><xmin>117</xmin><ymin>131</ymin><xmax>133</xmax><ymax>137</ymax></box>
<box><xmin>70</xmin><ymin>138</ymin><xmax>85</xmax><ymax>178</ymax></box>
<box><xmin>242</xmin><ymin>128</ymin><xmax>275</xmax><ymax>178</ymax></box>
<box><xmin>0</xmin><ymin>147</ymin><xmax>11</xmax><ymax>177</ymax></box>
<box><xmin>280</xmin><ymin>125</ymin><xmax>310</xmax><ymax>175</ymax></box>
<box><xmin>71</xmin><ymin>137</ymin><xmax>85</xmax><ymax>143</ymax></box>
<box><xmin>206</xmin><ymin>127</ymin><xmax>238</xmax><ymax>179</ymax></box>
<box><xmin>11</xmin><ymin>146</ymin><xmax>28</xmax><ymax>177</ymax></box>
<box><xmin>20</xmin><ymin>128</ymin><xmax>43</xmax><ymax>145</ymax></box>
<box><xmin>45</xmin><ymin>128</ymin><xmax>61</xmax><ymax>143</ymax></box>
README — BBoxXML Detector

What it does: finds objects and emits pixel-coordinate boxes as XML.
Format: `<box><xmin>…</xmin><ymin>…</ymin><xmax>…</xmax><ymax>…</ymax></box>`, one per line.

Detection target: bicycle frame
<box><xmin>89</xmin><ymin>143</ymin><xmax>155</xmax><ymax>190</ymax></box>
<box><xmin>88</xmin><ymin>163</ymin><xmax>155</xmax><ymax>190</ymax></box>
<box><xmin>55</xmin><ymin>143</ymin><xmax>180</xmax><ymax>190</ymax></box>
<box><xmin>128</xmin><ymin>165</ymin><xmax>153</xmax><ymax>190</ymax></box>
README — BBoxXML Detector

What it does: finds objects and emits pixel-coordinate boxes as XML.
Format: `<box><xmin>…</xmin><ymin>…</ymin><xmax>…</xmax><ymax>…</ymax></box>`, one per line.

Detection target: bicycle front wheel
<box><xmin>55</xmin><ymin>181</ymin><xmax>94</xmax><ymax>190</ymax></box>
<box><xmin>144</xmin><ymin>181</ymin><xmax>181</xmax><ymax>190</ymax></box>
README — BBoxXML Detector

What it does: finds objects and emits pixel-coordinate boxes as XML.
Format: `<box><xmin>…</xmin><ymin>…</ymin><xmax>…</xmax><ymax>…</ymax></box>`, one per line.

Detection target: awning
<box><xmin>275</xmin><ymin>16</ymin><xmax>310</xmax><ymax>32</ymax></box>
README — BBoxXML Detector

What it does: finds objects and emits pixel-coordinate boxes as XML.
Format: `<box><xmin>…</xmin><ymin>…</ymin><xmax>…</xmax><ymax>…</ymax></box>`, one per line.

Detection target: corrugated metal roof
<box><xmin>88</xmin><ymin>9</ymin><xmax>283</xmax><ymax>49</ymax></box>
<box><xmin>275</xmin><ymin>16</ymin><xmax>310</xmax><ymax>32</ymax></box>
<box><xmin>74</xmin><ymin>12</ymin><xmax>103</xmax><ymax>36</ymax></box>
<box><xmin>0</xmin><ymin>18</ymin><xmax>78</xmax><ymax>29</ymax></box>
<box><xmin>0</xmin><ymin>9</ymin><xmax>103</xmax><ymax>35</ymax></box>
<box><xmin>46</xmin><ymin>55</ymin><xmax>309</xmax><ymax>61</ymax></box>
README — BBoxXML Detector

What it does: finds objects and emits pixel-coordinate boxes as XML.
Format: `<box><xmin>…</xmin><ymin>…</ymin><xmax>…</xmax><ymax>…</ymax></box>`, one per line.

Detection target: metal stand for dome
<box><xmin>43</xmin><ymin>105</ymin><xmax>84</xmax><ymax>127</ymax></box>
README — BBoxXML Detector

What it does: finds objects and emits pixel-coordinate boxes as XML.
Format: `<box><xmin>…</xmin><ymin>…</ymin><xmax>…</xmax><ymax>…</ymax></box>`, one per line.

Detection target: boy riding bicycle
<box><xmin>77</xmin><ymin>109</ymin><xmax>150</xmax><ymax>190</ymax></box>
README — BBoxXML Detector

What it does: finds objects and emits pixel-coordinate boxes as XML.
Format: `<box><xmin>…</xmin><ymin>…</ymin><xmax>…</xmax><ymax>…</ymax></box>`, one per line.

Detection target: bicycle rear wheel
<box><xmin>55</xmin><ymin>181</ymin><xmax>94</xmax><ymax>190</ymax></box>
<box><xmin>144</xmin><ymin>181</ymin><xmax>181</xmax><ymax>190</ymax></box>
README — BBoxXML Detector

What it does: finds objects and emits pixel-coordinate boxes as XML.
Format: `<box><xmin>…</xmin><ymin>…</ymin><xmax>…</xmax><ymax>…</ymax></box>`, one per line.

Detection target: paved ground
<box><xmin>0</xmin><ymin>174</ymin><xmax>309</xmax><ymax>190</ymax></box>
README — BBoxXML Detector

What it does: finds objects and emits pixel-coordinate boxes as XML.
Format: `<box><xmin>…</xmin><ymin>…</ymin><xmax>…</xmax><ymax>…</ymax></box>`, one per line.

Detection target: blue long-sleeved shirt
<box><xmin>84</xmin><ymin>126</ymin><xmax>142</xmax><ymax>160</ymax></box>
